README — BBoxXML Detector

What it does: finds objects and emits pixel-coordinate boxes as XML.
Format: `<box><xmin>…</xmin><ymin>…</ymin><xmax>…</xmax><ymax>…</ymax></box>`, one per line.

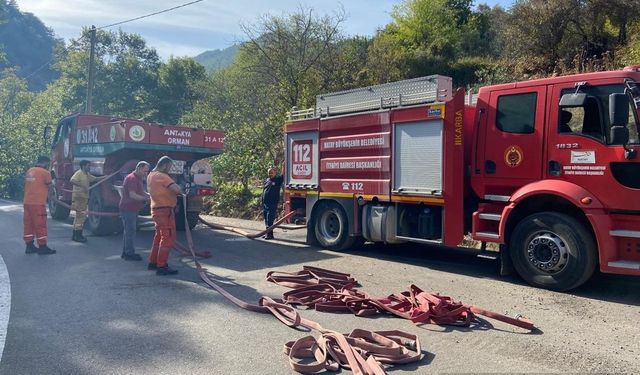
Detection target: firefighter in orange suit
<box><xmin>23</xmin><ymin>156</ymin><xmax>56</xmax><ymax>255</ymax></box>
<box><xmin>147</xmin><ymin>156</ymin><xmax>182</xmax><ymax>275</ymax></box>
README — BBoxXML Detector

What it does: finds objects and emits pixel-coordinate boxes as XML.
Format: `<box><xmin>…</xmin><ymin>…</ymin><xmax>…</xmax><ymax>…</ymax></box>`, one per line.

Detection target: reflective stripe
<box><xmin>24</xmin><ymin>235</ymin><xmax>34</xmax><ymax>238</ymax></box>
<box><xmin>36</xmin><ymin>236</ymin><xmax>47</xmax><ymax>240</ymax></box>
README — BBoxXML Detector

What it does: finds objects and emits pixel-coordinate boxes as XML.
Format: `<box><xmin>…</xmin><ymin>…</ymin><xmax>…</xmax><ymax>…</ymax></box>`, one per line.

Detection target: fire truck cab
<box><xmin>284</xmin><ymin>68</ymin><xmax>640</xmax><ymax>291</ymax></box>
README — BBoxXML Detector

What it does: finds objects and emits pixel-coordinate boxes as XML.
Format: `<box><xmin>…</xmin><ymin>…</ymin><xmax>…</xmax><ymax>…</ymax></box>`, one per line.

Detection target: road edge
<box><xmin>0</xmin><ymin>254</ymin><xmax>10</xmax><ymax>363</ymax></box>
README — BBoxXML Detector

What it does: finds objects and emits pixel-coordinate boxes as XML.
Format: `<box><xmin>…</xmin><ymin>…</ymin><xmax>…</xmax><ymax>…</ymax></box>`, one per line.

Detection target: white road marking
<box><xmin>0</xmin><ymin>254</ymin><xmax>11</xmax><ymax>363</ymax></box>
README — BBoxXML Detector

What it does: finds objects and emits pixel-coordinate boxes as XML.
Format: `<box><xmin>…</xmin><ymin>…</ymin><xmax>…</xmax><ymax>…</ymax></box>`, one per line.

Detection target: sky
<box><xmin>17</xmin><ymin>0</ymin><xmax>513</xmax><ymax>59</ymax></box>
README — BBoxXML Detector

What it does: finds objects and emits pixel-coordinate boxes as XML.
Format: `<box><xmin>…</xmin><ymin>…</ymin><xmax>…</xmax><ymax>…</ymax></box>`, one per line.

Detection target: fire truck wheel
<box><xmin>48</xmin><ymin>180</ymin><xmax>70</xmax><ymax>220</ymax></box>
<box><xmin>313</xmin><ymin>201</ymin><xmax>355</xmax><ymax>251</ymax></box>
<box><xmin>87</xmin><ymin>190</ymin><xmax>123</xmax><ymax>236</ymax></box>
<box><xmin>509</xmin><ymin>212</ymin><xmax>597</xmax><ymax>291</ymax></box>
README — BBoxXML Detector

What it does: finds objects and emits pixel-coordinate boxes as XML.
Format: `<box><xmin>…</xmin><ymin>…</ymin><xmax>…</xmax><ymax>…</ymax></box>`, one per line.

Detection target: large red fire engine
<box><xmin>283</xmin><ymin>67</ymin><xmax>640</xmax><ymax>291</ymax></box>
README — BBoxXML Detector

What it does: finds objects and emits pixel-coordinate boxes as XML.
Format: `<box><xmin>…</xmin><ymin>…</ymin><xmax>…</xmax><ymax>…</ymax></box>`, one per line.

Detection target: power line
<box><xmin>23</xmin><ymin>58</ymin><xmax>55</xmax><ymax>80</ymax></box>
<box><xmin>98</xmin><ymin>0</ymin><xmax>205</xmax><ymax>30</ymax></box>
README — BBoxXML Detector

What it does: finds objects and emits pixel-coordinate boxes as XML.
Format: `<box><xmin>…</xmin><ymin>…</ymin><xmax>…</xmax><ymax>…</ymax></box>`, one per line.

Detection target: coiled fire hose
<box><xmin>195</xmin><ymin>203</ymin><xmax>535</xmax><ymax>330</ymax></box>
<box><xmin>178</xmin><ymin>195</ymin><xmax>425</xmax><ymax>374</ymax></box>
<box><xmin>266</xmin><ymin>268</ymin><xmax>535</xmax><ymax>330</ymax></box>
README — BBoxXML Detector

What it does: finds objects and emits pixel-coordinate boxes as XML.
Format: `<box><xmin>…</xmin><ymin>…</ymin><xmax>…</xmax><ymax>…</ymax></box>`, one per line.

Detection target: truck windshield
<box><xmin>561</xmin><ymin>84</ymin><xmax>640</xmax><ymax>144</ymax></box>
<box><xmin>625</xmin><ymin>81</ymin><xmax>640</xmax><ymax>144</ymax></box>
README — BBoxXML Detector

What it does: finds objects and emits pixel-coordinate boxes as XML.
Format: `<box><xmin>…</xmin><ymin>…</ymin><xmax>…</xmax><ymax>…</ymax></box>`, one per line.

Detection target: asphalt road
<box><xmin>0</xmin><ymin>198</ymin><xmax>638</xmax><ymax>374</ymax></box>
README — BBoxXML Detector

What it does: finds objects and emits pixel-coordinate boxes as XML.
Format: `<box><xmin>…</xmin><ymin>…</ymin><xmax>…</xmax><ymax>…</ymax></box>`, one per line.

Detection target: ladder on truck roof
<box><xmin>287</xmin><ymin>75</ymin><xmax>453</xmax><ymax>120</ymax></box>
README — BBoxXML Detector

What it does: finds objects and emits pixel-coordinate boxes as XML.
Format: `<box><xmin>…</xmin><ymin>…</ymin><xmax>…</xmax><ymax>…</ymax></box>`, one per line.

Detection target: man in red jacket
<box><xmin>119</xmin><ymin>161</ymin><xmax>150</xmax><ymax>261</ymax></box>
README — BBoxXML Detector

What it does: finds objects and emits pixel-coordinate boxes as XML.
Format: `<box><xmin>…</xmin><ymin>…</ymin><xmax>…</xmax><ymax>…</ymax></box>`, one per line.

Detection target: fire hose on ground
<box><xmin>266</xmin><ymin>267</ymin><xmax>535</xmax><ymax>330</ymax></box>
<box><xmin>50</xmin><ymin>171</ymin><xmax>536</xmax><ymax>372</ymax></box>
<box><xmin>179</xmin><ymin>195</ymin><xmax>424</xmax><ymax>374</ymax></box>
<box><xmin>196</xmin><ymin>210</ymin><xmax>535</xmax><ymax>330</ymax></box>
<box><xmin>198</xmin><ymin>209</ymin><xmax>299</xmax><ymax>238</ymax></box>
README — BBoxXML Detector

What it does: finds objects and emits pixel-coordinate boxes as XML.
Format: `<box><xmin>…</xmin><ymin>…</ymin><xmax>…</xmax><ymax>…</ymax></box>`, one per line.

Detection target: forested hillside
<box><xmin>194</xmin><ymin>45</ymin><xmax>239</xmax><ymax>71</ymax></box>
<box><xmin>1</xmin><ymin>0</ymin><xmax>640</xmax><ymax>216</ymax></box>
<box><xmin>0</xmin><ymin>0</ymin><xmax>60</xmax><ymax>90</ymax></box>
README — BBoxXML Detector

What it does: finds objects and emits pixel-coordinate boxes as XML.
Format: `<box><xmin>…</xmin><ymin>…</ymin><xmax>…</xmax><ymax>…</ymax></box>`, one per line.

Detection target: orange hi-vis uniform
<box><xmin>23</xmin><ymin>167</ymin><xmax>52</xmax><ymax>246</ymax></box>
<box><xmin>147</xmin><ymin>171</ymin><xmax>178</xmax><ymax>267</ymax></box>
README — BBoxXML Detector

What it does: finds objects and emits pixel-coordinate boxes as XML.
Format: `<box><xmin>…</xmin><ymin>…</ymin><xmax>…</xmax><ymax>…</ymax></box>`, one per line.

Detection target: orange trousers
<box><xmin>149</xmin><ymin>207</ymin><xmax>176</xmax><ymax>267</ymax></box>
<box><xmin>23</xmin><ymin>204</ymin><xmax>48</xmax><ymax>246</ymax></box>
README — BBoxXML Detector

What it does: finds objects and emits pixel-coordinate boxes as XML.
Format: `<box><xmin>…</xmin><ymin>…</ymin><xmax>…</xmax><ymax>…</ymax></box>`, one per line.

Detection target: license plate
<box><xmin>169</xmin><ymin>160</ymin><xmax>185</xmax><ymax>174</ymax></box>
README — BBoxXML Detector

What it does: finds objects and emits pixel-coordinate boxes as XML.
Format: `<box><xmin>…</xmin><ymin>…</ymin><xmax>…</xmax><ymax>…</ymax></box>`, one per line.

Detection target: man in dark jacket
<box><xmin>261</xmin><ymin>165</ymin><xmax>283</xmax><ymax>240</ymax></box>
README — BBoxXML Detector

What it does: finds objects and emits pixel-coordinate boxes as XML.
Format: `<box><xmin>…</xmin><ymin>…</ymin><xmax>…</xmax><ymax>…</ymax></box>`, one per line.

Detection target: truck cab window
<box><xmin>560</xmin><ymin>84</ymin><xmax>640</xmax><ymax>144</ymax></box>
<box><xmin>496</xmin><ymin>92</ymin><xmax>537</xmax><ymax>134</ymax></box>
<box><xmin>52</xmin><ymin>120</ymin><xmax>71</xmax><ymax>146</ymax></box>
<box><xmin>559</xmin><ymin>93</ymin><xmax>604</xmax><ymax>140</ymax></box>
<box><xmin>52</xmin><ymin>123</ymin><xmax>63</xmax><ymax>146</ymax></box>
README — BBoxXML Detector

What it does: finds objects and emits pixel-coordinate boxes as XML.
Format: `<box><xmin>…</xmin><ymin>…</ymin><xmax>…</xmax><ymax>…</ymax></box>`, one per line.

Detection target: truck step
<box><xmin>475</xmin><ymin>231</ymin><xmax>500</xmax><ymax>240</ymax></box>
<box><xmin>478</xmin><ymin>213</ymin><xmax>501</xmax><ymax>221</ymax></box>
<box><xmin>477</xmin><ymin>250</ymin><xmax>499</xmax><ymax>260</ymax></box>
<box><xmin>607</xmin><ymin>260</ymin><xmax>640</xmax><ymax>270</ymax></box>
<box><xmin>484</xmin><ymin>195</ymin><xmax>510</xmax><ymax>202</ymax></box>
<box><xmin>609</xmin><ymin>230</ymin><xmax>640</xmax><ymax>238</ymax></box>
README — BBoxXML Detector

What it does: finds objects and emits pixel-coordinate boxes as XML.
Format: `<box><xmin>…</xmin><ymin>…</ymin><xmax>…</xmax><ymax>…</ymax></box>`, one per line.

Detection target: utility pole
<box><xmin>85</xmin><ymin>25</ymin><xmax>97</xmax><ymax>114</ymax></box>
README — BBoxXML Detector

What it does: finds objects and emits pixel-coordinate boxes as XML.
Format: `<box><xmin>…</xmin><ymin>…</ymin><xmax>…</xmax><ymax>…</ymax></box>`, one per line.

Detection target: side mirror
<box><xmin>610</xmin><ymin>125</ymin><xmax>630</xmax><ymax>145</ymax></box>
<box><xmin>559</xmin><ymin>93</ymin><xmax>587</xmax><ymax>107</ymax></box>
<box><xmin>43</xmin><ymin>126</ymin><xmax>51</xmax><ymax>141</ymax></box>
<box><xmin>609</xmin><ymin>93</ymin><xmax>630</xmax><ymax>127</ymax></box>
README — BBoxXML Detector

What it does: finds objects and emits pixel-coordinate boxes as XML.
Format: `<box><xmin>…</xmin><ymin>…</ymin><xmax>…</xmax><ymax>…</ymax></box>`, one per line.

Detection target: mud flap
<box><xmin>499</xmin><ymin>244</ymin><xmax>515</xmax><ymax>276</ymax></box>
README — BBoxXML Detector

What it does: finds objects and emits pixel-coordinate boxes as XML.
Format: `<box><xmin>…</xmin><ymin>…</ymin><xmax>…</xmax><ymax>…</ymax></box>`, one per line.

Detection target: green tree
<box><xmin>155</xmin><ymin>57</ymin><xmax>207</xmax><ymax>124</ymax></box>
<box><xmin>366</xmin><ymin>0</ymin><xmax>499</xmax><ymax>85</ymax></box>
<box><xmin>0</xmin><ymin>69</ymin><xmax>36</xmax><ymax>197</ymax></box>
<box><xmin>239</xmin><ymin>7</ymin><xmax>347</xmax><ymax>110</ymax></box>
<box><xmin>184</xmin><ymin>8</ymin><xmax>350</xmax><ymax>216</ymax></box>
<box><xmin>58</xmin><ymin>28</ymin><xmax>161</xmax><ymax>119</ymax></box>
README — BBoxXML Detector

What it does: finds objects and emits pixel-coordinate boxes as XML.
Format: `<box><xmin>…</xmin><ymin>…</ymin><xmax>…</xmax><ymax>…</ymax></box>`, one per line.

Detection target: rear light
<box><xmin>623</xmin><ymin>65</ymin><xmax>640</xmax><ymax>72</ymax></box>
<box><xmin>197</xmin><ymin>188</ymin><xmax>217</xmax><ymax>196</ymax></box>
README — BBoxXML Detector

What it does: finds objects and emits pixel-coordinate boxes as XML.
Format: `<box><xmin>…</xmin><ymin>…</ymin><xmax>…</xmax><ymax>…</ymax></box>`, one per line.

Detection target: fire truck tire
<box><xmin>87</xmin><ymin>190</ymin><xmax>122</xmax><ymax>236</ymax></box>
<box><xmin>313</xmin><ymin>201</ymin><xmax>355</xmax><ymax>251</ymax></box>
<box><xmin>175</xmin><ymin>202</ymin><xmax>198</xmax><ymax>231</ymax></box>
<box><xmin>48</xmin><ymin>180</ymin><xmax>70</xmax><ymax>220</ymax></box>
<box><xmin>509</xmin><ymin>212</ymin><xmax>597</xmax><ymax>291</ymax></box>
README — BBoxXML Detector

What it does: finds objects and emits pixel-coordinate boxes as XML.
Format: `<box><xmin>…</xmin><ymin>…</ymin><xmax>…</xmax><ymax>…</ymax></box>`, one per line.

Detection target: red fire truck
<box><xmin>283</xmin><ymin>67</ymin><xmax>640</xmax><ymax>291</ymax></box>
<box><xmin>45</xmin><ymin>113</ymin><xmax>224</xmax><ymax>234</ymax></box>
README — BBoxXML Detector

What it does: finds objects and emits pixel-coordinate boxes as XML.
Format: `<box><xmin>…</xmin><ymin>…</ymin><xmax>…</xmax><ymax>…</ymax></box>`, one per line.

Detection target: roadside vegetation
<box><xmin>2</xmin><ymin>0</ymin><xmax>640</xmax><ymax>217</ymax></box>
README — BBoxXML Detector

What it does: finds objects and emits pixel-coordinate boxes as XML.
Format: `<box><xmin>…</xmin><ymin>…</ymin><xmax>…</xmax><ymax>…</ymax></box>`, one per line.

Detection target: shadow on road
<box><xmin>336</xmin><ymin>242</ymin><xmax>640</xmax><ymax>306</ymax></box>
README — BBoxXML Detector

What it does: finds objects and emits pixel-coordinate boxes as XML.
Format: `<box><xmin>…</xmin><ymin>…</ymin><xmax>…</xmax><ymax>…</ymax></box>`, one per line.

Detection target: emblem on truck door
<box><xmin>129</xmin><ymin>125</ymin><xmax>145</xmax><ymax>142</ymax></box>
<box><xmin>504</xmin><ymin>145</ymin><xmax>523</xmax><ymax>168</ymax></box>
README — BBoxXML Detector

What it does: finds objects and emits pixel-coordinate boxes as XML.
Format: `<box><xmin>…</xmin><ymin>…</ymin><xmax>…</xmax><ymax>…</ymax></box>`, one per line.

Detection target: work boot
<box><xmin>72</xmin><ymin>230</ymin><xmax>87</xmax><ymax>243</ymax></box>
<box><xmin>264</xmin><ymin>232</ymin><xmax>274</xmax><ymax>240</ymax></box>
<box><xmin>147</xmin><ymin>263</ymin><xmax>158</xmax><ymax>271</ymax></box>
<box><xmin>37</xmin><ymin>245</ymin><xmax>56</xmax><ymax>255</ymax></box>
<box><xmin>156</xmin><ymin>266</ymin><xmax>178</xmax><ymax>276</ymax></box>
<box><xmin>25</xmin><ymin>242</ymin><xmax>39</xmax><ymax>254</ymax></box>
<box><xmin>121</xmin><ymin>253</ymin><xmax>142</xmax><ymax>261</ymax></box>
